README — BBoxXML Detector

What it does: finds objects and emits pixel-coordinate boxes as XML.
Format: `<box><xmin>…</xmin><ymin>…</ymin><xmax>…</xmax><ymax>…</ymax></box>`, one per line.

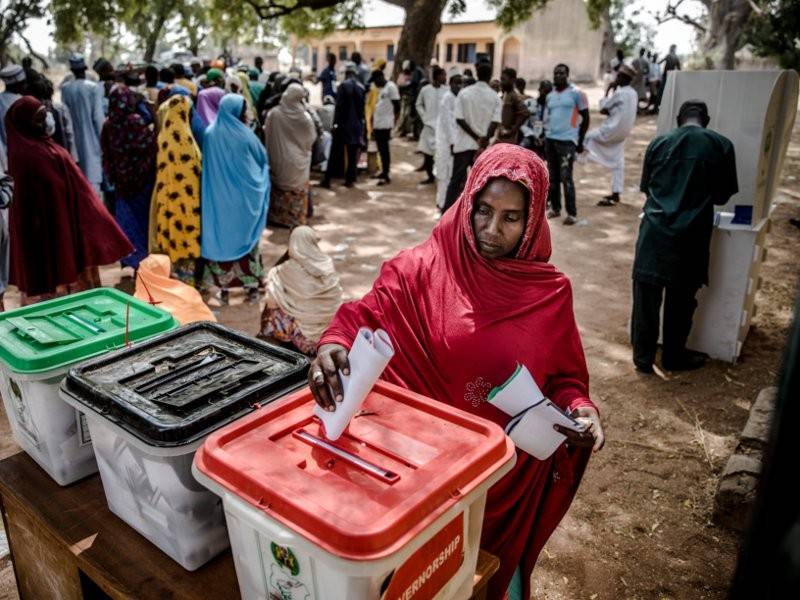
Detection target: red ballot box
<box><xmin>193</xmin><ymin>380</ymin><xmax>516</xmax><ymax>600</ymax></box>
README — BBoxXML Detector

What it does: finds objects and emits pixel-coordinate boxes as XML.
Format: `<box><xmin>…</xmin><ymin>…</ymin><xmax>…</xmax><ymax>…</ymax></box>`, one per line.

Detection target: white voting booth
<box><xmin>656</xmin><ymin>70</ymin><xmax>798</xmax><ymax>363</ymax></box>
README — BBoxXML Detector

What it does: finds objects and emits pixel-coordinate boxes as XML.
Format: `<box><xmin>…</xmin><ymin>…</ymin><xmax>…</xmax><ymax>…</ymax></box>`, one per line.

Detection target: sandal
<box><xmin>596</xmin><ymin>198</ymin><xmax>616</xmax><ymax>206</ymax></box>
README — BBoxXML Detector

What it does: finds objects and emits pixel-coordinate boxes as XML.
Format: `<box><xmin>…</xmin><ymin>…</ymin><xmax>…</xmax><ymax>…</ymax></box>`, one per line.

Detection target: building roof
<box><xmin>332</xmin><ymin>19</ymin><xmax>496</xmax><ymax>33</ymax></box>
<box><xmin>363</xmin><ymin>0</ymin><xmax>496</xmax><ymax>28</ymax></box>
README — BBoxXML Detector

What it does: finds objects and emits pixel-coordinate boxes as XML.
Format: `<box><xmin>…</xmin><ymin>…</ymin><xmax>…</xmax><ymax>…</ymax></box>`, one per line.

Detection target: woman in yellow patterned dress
<box><xmin>149</xmin><ymin>95</ymin><xmax>203</xmax><ymax>286</ymax></box>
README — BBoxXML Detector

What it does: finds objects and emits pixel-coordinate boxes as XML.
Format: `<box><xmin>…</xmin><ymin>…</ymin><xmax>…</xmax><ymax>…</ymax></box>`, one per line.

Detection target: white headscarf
<box><xmin>265</xmin><ymin>226</ymin><xmax>343</xmax><ymax>342</ymax></box>
<box><xmin>264</xmin><ymin>83</ymin><xmax>317</xmax><ymax>191</ymax></box>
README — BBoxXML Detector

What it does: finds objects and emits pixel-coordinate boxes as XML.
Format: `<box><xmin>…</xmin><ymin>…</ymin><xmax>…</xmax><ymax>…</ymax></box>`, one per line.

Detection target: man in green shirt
<box><xmin>632</xmin><ymin>100</ymin><xmax>738</xmax><ymax>373</ymax></box>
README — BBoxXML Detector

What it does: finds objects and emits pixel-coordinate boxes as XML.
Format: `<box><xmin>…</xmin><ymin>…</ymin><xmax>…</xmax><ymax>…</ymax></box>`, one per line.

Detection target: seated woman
<box><xmin>201</xmin><ymin>94</ymin><xmax>270</xmax><ymax>304</ymax></box>
<box><xmin>6</xmin><ymin>97</ymin><xmax>133</xmax><ymax>306</ymax></box>
<box><xmin>264</xmin><ymin>83</ymin><xmax>317</xmax><ymax>228</ymax></box>
<box><xmin>259</xmin><ymin>226</ymin><xmax>343</xmax><ymax>355</ymax></box>
<box><xmin>134</xmin><ymin>254</ymin><xmax>216</xmax><ymax>325</ymax></box>
<box><xmin>308</xmin><ymin>144</ymin><xmax>604</xmax><ymax>600</ymax></box>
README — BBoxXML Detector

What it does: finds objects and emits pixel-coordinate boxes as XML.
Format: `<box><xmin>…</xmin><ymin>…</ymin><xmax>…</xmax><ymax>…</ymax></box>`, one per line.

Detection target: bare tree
<box><xmin>654</xmin><ymin>0</ymin><xmax>753</xmax><ymax>69</ymax></box>
<box><xmin>0</xmin><ymin>0</ymin><xmax>48</xmax><ymax>67</ymax></box>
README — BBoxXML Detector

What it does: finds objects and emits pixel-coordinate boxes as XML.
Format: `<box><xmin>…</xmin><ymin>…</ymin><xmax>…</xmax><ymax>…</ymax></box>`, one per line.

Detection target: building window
<box><xmin>325</xmin><ymin>46</ymin><xmax>331</xmax><ymax>57</ymax></box>
<box><xmin>312</xmin><ymin>48</ymin><xmax>318</xmax><ymax>71</ymax></box>
<box><xmin>486</xmin><ymin>42</ymin><xmax>495</xmax><ymax>65</ymax></box>
<box><xmin>435</xmin><ymin>44</ymin><xmax>439</xmax><ymax>61</ymax></box>
<box><xmin>387</xmin><ymin>44</ymin><xmax>395</xmax><ymax>61</ymax></box>
<box><xmin>457</xmin><ymin>43</ymin><xmax>476</xmax><ymax>64</ymax></box>
<box><xmin>446</xmin><ymin>43</ymin><xmax>453</xmax><ymax>62</ymax></box>
<box><xmin>339</xmin><ymin>46</ymin><xmax>348</xmax><ymax>60</ymax></box>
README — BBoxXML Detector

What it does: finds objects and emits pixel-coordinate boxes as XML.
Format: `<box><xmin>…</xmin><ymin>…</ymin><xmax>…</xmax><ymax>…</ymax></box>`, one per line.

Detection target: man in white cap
<box><xmin>582</xmin><ymin>63</ymin><xmax>638</xmax><ymax>206</ymax></box>
<box><xmin>415</xmin><ymin>65</ymin><xmax>447</xmax><ymax>185</ymax></box>
<box><xmin>434</xmin><ymin>67</ymin><xmax>463</xmax><ymax>210</ymax></box>
<box><xmin>60</xmin><ymin>53</ymin><xmax>105</xmax><ymax>196</ymax></box>
<box><xmin>0</xmin><ymin>64</ymin><xmax>27</xmax><ymax>170</ymax></box>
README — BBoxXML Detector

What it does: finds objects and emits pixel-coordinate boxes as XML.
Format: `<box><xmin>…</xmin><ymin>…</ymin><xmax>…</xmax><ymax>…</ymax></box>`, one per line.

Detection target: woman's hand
<box><xmin>308</xmin><ymin>344</ymin><xmax>350</xmax><ymax>412</ymax></box>
<box><xmin>554</xmin><ymin>406</ymin><xmax>605</xmax><ymax>452</ymax></box>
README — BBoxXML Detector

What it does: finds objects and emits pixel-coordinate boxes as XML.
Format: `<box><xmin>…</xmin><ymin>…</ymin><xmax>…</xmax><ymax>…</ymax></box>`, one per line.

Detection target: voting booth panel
<box><xmin>656</xmin><ymin>70</ymin><xmax>798</xmax><ymax>363</ymax></box>
<box><xmin>657</xmin><ymin>70</ymin><xmax>798</xmax><ymax>221</ymax></box>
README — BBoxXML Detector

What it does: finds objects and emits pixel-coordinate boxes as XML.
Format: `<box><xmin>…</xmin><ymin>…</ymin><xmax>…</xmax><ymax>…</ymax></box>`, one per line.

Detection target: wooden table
<box><xmin>0</xmin><ymin>452</ymin><xmax>499</xmax><ymax>599</ymax></box>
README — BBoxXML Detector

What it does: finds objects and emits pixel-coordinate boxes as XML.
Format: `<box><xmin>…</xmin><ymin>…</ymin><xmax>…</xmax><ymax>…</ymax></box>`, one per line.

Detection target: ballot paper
<box><xmin>488</xmin><ymin>364</ymin><xmax>585</xmax><ymax>460</ymax></box>
<box><xmin>313</xmin><ymin>327</ymin><xmax>395</xmax><ymax>441</ymax></box>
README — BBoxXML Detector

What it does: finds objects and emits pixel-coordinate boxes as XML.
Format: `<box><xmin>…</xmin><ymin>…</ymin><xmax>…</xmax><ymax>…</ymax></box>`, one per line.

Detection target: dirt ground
<box><xmin>1</xmin><ymin>93</ymin><xmax>798</xmax><ymax>599</ymax></box>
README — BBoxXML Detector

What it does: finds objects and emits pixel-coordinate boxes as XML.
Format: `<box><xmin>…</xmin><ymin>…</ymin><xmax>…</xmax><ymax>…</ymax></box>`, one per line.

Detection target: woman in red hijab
<box><xmin>309</xmin><ymin>143</ymin><xmax>604</xmax><ymax>600</ymax></box>
<box><xmin>5</xmin><ymin>96</ymin><xmax>133</xmax><ymax>305</ymax></box>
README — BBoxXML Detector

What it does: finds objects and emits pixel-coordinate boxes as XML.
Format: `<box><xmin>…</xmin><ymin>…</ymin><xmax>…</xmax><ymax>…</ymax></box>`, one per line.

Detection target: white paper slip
<box><xmin>505</xmin><ymin>399</ymin><xmax>585</xmax><ymax>460</ymax></box>
<box><xmin>313</xmin><ymin>327</ymin><xmax>395</xmax><ymax>441</ymax></box>
<box><xmin>488</xmin><ymin>363</ymin><xmax>586</xmax><ymax>460</ymax></box>
<box><xmin>487</xmin><ymin>364</ymin><xmax>545</xmax><ymax>417</ymax></box>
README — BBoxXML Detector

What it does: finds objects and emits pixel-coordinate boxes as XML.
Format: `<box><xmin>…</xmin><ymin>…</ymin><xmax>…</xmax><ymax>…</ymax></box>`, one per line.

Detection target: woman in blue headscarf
<box><xmin>200</xmin><ymin>93</ymin><xmax>270</xmax><ymax>304</ymax></box>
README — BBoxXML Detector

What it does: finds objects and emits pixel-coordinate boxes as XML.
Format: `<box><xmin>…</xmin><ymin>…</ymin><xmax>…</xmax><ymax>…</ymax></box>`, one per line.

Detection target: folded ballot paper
<box><xmin>488</xmin><ymin>364</ymin><xmax>585</xmax><ymax>460</ymax></box>
<box><xmin>314</xmin><ymin>327</ymin><xmax>395</xmax><ymax>441</ymax></box>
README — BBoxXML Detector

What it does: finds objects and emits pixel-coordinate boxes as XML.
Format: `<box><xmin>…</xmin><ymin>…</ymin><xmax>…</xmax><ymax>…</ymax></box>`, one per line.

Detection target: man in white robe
<box><xmin>434</xmin><ymin>68</ymin><xmax>463</xmax><ymax>210</ymax></box>
<box><xmin>415</xmin><ymin>66</ymin><xmax>447</xmax><ymax>185</ymax></box>
<box><xmin>60</xmin><ymin>54</ymin><xmax>105</xmax><ymax>196</ymax></box>
<box><xmin>582</xmin><ymin>64</ymin><xmax>638</xmax><ymax>205</ymax></box>
<box><xmin>0</xmin><ymin>65</ymin><xmax>27</xmax><ymax>171</ymax></box>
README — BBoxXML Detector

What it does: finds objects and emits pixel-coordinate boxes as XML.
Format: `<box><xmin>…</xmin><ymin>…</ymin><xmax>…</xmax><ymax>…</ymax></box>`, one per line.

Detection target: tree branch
<box><xmin>18</xmin><ymin>31</ymin><xmax>48</xmax><ymax>68</ymax></box>
<box><xmin>382</xmin><ymin>0</ymin><xmax>413</xmax><ymax>10</ymax></box>
<box><xmin>652</xmin><ymin>0</ymin><xmax>707</xmax><ymax>33</ymax></box>
<box><xmin>243</xmin><ymin>0</ymin><xmax>344</xmax><ymax>20</ymax></box>
<box><xmin>746</xmin><ymin>0</ymin><xmax>763</xmax><ymax>15</ymax></box>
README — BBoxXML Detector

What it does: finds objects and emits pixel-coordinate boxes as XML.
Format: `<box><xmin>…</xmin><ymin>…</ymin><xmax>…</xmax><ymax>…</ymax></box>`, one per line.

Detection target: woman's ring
<box><xmin>312</xmin><ymin>370</ymin><xmax>324</xmax><ymax>383</ymax></box>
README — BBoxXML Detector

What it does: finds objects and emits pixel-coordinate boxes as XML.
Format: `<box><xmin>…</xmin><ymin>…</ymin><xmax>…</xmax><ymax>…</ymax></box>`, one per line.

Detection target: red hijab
<box><xmin>6</xmin><ymin>96</ymin><xmax>133</xmax><ymax>296</ymax></box>
<box><xmin>320</xmin><ymin>143</ymin><xmax>595</xmax><ymax>600</ymax></box>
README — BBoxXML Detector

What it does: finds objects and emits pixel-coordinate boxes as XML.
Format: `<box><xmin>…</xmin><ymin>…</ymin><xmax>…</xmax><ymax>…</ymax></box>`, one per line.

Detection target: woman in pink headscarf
<box><xmin>196</xmin><ymin>86</ymin><xmax>226</xmax><ymax>127</ymax></box>
<box><xmin>308</xmin><ymin>144</ymin><xmax>604</xmax><ymax>600</ymax></box>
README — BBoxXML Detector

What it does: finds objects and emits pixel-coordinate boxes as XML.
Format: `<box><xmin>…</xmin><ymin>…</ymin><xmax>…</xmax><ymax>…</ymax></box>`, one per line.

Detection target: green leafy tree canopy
<box><xmin>744</xmin><ymin>0</ymin><xmax>800</xmax><ymax>70</ymax></box>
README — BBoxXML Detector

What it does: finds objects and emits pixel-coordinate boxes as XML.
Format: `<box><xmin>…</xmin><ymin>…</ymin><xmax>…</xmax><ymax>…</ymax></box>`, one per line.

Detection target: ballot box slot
<box><xmin>293</xmin><ymin>428</ymin><xmax>401</xmax><ymax>485</ymax></box>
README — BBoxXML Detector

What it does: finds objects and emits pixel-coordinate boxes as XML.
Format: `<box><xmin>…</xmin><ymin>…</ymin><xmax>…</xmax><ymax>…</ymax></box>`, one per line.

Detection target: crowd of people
<box><xmin>0</xmin><ymin>53</ymin><xmax>346</xmax><ymax>355</ymax></box>
<box><xmin>0</xmin><ymin>35</ymin><xmax>747</xmax><ymax>600</ymax></box>
<box><xmin>607</xmin><ymin>43</ymin><xmax>682</xmax><ymax>113</ymax></box>
<box><xmin>317</xmin><ymin>45</ymin><xmax>684</xmax><ymax>226</ymax></box>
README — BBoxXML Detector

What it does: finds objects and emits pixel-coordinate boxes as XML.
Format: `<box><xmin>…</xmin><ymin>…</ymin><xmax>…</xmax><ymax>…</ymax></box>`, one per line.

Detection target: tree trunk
<box><xmin>144</xmin><ymin>23</ymin><xmax>164</xmax><ymax>63</ymax></box>
<box><xmin>701</xmin><ymin>0</ymin><xmax>752</xmax><ymax>69</ymax></box>
<box><xmin>599</xmin><ymin>8</ymin><xmax>615</xmax><ymax>76</ymax></box>
<box><xmin>143</xmin><ymin>0</ymin><xmax>175</xmax><ymax>63</ymax></box>
<box><xmin>391</xmin><ymin>0</ymin><xmax>449</xmax><ymax>78</ymax></box>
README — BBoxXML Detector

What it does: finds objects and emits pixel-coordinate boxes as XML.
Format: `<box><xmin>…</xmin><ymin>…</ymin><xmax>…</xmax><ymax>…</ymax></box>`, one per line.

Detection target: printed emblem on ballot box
<box><xmin>381</xmin><ymin>514</ymin><xmax>465</xmax><ymax>600</ymax></box>
<box><xmin>268</xmin><ymin>542</ymin><xmax>311</xmax><ymax>600</ymax></box>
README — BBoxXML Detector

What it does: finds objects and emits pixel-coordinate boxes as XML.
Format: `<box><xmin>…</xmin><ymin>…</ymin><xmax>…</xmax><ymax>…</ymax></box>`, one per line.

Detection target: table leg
<box><xmin>1</xmin><ymin>491</ymin><xmax>82</xmax><ymax>599</ymax></box>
